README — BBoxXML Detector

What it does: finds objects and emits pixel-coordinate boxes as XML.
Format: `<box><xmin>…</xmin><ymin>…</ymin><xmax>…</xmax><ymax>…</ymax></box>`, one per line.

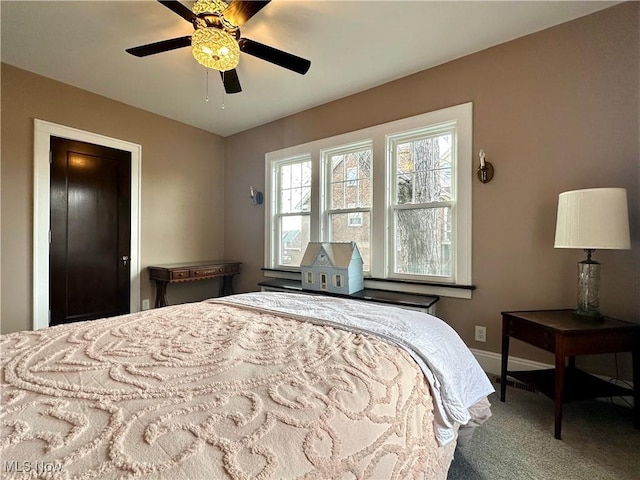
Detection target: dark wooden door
<box><xmin>50</xmin><ymin>137</ymin><xmax>131</xmax><ymax>325</ymax></box>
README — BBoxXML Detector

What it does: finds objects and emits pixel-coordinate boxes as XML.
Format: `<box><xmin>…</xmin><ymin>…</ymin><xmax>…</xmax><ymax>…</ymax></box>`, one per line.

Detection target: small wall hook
<box><xmin>477</xmin><ymin>150</ymin><xmax>494</xmax><ymax>183</ymax></box>
<box><xmin>250</xmin><ymin>186</ymin><xmax>264</xmax><ymax>205</ymax></box>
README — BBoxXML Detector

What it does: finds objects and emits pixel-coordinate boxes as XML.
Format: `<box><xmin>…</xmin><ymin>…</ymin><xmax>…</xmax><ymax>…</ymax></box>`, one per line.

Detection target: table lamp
<box><xmin>554</xmin><ymin>188</ymin><xmax>630</xmax><ymax>318</ymax></box>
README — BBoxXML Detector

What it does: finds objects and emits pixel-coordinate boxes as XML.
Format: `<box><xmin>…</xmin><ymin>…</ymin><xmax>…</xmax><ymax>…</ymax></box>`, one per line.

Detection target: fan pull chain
<box><xmin>221</xmin><ymin>72</ymin><xmax>225</xmax><ymax>110</ymax></box>
<box><xmin>205</xmin><ymin>69</ymin><xmax>210</xmax><ymax>102</ymax></box>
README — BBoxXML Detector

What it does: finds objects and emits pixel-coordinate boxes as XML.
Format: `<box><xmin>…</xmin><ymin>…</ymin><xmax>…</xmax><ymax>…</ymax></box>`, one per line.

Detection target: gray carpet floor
<box><xmin>448</xmin><ymin>377</ymin><xmax>640</xmax><ymax>480</ymax></box>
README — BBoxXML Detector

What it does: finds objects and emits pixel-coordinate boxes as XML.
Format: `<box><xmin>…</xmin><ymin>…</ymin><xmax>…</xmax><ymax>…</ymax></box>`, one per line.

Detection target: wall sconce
<box><xmin>477</xmin><ymin>150</ymin><xmax>494</xmax><ymax>183</ymax></box>
<box><xmin>250</xmin><ymin>186</ymin><xmax>263</xmax><ymax>206</ymax></box>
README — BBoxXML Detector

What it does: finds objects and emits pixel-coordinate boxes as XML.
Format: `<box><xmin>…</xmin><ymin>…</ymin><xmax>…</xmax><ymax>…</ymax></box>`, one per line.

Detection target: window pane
<box><xmin>394</xmin><ymin>207</ymin><xmax>451</xmax><ymax>276</ymax></box>
<box><xmin>300</xmin><ymin>185</ymin><xmax>311</xmax><ymax>212</ymax></box>
<box><xmin>279</xmin><ymin>215</ymin><xmax>310</xmax><ymax>267</ymax></box>
<box><xmin>280</xmin><ymin>164</ymin><xmax>291</xmax><ymax>190</ymax></box>
<box><xmin>329</xmin><ymin>148</ymin><xmax>372</xmax><ymax>209</ymax></box>
<box><xmin>332</xmin><ymin>155</ymin><xmax>345</xmax><ymax>181</ymax></box>
<box><xmin>278</xmin><ymin>160</ymin><xmax>311</xmax><ymax>214</ymax></box>
<box><xmin>395</xmin><ymin>134</ymin><xmax>452</xmax><ymax>204</ymax></box>
<box><xmin>291</xmin><ymin>163</ymin><xmax>302</xmax><ymax>188</ymax></box>
<box><xmin>329</xmin><ymin>212</ymin><xmax>370</xmax><ymax>271</ymax></box>
<box><xmin>280</xmin><ymin>189</ymin><xmax>292</xmax><ymax>213</ymax></box>
<box><xmin>332</xmin><ymin>182</ymin><xmax>345</xmax><ymax>209</ymax></box>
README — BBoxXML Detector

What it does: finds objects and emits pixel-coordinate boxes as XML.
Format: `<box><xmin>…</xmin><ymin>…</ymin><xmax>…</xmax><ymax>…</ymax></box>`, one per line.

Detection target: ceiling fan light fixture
<box><xmin>191</xmin><ymin>27</ymin><xmax>240</xmax><ymax>72</ymax></box>
<box><xmin>192</xmin><ymin>0</ymin><xmax>228</xmax><ymax>16</ymax></box>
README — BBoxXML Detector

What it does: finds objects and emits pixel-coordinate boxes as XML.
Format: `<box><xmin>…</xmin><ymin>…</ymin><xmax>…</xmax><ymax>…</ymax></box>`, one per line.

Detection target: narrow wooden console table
<box><xmin>148</xmin><ymin>261</ymin><xmax>241</xmax><ymax>308</ymax></box>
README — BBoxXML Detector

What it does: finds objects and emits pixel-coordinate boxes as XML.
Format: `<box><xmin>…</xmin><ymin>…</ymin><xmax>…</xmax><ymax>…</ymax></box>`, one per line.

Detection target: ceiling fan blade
<box><xmin>220</xmin><ymin>69</ymin><xmax>242</xmax><ymax>94</ymax></box>
<box><xmin>126</xmin><ymin>36</ymin><xmax>192</xmax><ymax>57</ymax></box>
<box><xmin>158</xmin><ymin>0</ymin><xmax>196</xmax><ymax>23</ymax></box>
<box><xmin>238</xmin><ymin>38</ymin><xmax>310</xmax><ymax>75</ymax></box>
<box><xmin>223</xmin><ymin>1</ymin><xmax>270</xmax><ymax>27</ymax></box>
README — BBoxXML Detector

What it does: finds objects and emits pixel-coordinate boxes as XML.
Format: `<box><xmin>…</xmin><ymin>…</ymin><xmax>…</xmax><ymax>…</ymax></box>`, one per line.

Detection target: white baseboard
<box><xmin>470</xmin><ymin>348</ymin><xmax>552</xmax><ymax>375</ymax></box>
<box><xmin>470</xmin><ymin>348</ymin><xmax>634</xmax><ymax>408</ymax></box>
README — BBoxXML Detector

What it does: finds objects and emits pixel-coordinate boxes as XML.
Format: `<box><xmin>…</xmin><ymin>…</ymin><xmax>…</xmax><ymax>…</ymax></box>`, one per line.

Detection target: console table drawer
<box><xmin>170</xmin><ymin>269</ymin><xmax>190</xmax><ymax>280</ymax></box>
<box><xmin>192</xmin><ymin>267</ymin><xmax>224</xmax><ymax>277</ymax></box>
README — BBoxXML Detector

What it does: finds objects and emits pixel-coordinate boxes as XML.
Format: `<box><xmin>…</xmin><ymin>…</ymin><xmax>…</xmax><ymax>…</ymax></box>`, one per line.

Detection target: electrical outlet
<box><xmin>475</xmin><ymin>326</ymin><xmax>487</xmax><ymax>342</ymax></box>
<box><xmin>142</xmin><ymin>299</ymin><xmax>150</xmax><ymax>310</ymax></box>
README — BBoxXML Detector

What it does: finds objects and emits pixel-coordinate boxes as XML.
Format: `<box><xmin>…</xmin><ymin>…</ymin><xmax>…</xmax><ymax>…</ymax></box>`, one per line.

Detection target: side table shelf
<box><xmin>507</xmin><ymin>368</ymin><xmax>633</xmax><ymax>403</ymax></box>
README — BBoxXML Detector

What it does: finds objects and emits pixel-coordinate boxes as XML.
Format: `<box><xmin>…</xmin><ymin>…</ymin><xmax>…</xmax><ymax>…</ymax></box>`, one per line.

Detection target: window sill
<box><xmin>261</xmin><ymin>269</ymin><xmax>475</xmax><ymax>299</ymax></box>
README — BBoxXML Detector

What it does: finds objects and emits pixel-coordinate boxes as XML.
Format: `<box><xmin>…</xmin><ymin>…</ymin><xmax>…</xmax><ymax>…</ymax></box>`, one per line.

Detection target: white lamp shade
<box><xmin>554</xmin><ymin>188</ymin><xmax>631</xmax><ymax>250</ymax></box>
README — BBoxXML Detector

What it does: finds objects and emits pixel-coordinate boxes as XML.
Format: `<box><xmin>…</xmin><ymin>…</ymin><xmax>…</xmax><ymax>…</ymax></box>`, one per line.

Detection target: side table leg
<box><xmin>554</xmin><ymin>341</ymin><xmax>566</xmax><ymax>440</ymax></box>
<box><xmin>633</xmin><ymin>349</ymin><xmax>639</xmax><ymax>430</ymax></box>
<box><xmin>500</xmin><ymin>323</ymin><xmax>510</xmax><ymax>402</ymax></box>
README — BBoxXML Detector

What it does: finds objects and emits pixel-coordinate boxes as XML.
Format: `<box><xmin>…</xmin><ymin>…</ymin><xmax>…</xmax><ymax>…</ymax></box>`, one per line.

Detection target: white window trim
<box><xmin>265</xmin><ymin>103</ymin><xmax>473</xmax><ymax>299</ymax></box>
<box><xmin>387</xmin><ymin>122</ymin><xmax>459</xmax><ymax>284</ymax></box>
<box><xmin>266</xmin><ymin>153</ymin><xmax>312</xmax><ymax>270</ymax></box>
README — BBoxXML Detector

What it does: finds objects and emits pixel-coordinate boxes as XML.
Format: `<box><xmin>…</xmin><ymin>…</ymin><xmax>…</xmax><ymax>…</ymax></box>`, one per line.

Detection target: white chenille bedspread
<box><xmin>219</xmin><ymin>292</ymin><xmax>494</xmax><ymax>446</ymax></box>
<box><xmin>1</xmin><ymin>292</ymin><xmax>491</xmax><ymax>479</ymax></box>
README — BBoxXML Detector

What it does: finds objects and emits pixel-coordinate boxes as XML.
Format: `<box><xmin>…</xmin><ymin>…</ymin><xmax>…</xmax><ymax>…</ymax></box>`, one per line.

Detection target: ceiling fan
<box><xmin>126</xmin><ymin>0</ymin><xmax>311</xmax><ymax>94</ymax></box>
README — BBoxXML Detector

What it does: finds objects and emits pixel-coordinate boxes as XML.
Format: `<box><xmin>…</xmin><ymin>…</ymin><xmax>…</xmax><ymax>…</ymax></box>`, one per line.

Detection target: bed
<box><xmin>0</xmin><ymin>292</ymin><xmax>493</xmax><ymax>479</ymax></box>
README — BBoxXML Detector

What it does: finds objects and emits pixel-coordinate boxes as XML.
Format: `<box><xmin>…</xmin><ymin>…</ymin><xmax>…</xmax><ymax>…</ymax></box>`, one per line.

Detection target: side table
<box><xmin>500</xmin><ymin>310</ymin><xmax>640</xmax><ymax>439</ymax></box>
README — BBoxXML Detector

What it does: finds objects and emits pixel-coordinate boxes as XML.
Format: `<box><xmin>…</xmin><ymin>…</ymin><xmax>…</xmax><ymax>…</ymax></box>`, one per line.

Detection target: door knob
<box><xmin>122</xmin><ymin>255</ymin><xmax>129</xmax><ymax>266</ymax></box>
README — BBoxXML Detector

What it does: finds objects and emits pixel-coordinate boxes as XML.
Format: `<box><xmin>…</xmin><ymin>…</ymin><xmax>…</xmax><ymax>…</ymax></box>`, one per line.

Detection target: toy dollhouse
<box><xmin>300</xmin><ymin>242</ymin><xmax>364</xmax><ymax>294</ymax></box>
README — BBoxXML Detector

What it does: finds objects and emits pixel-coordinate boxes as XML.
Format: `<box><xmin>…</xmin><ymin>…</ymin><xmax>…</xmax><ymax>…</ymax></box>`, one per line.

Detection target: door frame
<box><xmin>33</xmin><ymin>119</ymin><xmax>142</xmax><ymax>330</ymax></box>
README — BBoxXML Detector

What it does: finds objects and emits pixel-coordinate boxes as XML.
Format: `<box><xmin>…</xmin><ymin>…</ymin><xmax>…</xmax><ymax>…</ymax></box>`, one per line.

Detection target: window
<box><xmin>323</xmin><ymin>144</ymin><xmax>372</xmax><ymax>271</ymax></box>
<box><xmin>271</xmin><ymin>156</ymin><xmax>312</xmax><ymax>268</ymax></box>
<box><xmin>265</xmin><ymin>103</ymin><xmax>472</xmax><ymax>298</ymax></box>
<box><xmin>389</xmin><ymin>126</ymin><xmax>454</xmax><ymax>281</ymax></box>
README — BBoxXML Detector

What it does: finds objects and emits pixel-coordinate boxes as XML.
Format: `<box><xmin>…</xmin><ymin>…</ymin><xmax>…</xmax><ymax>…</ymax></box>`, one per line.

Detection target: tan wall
<box><xmin>224</xmin><ymin>4</ymin><xmax>639</xmax><ymax>374</ymax></box>
<box><xmin>1</xmin><ymin>64</ymin><xmax>226</xmax><ymax>333</ymax></box>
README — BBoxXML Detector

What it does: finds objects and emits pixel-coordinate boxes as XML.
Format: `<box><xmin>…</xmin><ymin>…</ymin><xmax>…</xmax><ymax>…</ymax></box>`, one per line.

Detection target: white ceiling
<box><xmin>1</xmin><ymin>1</ymin><xmax>617</xmax><ymax>137</ymax></box>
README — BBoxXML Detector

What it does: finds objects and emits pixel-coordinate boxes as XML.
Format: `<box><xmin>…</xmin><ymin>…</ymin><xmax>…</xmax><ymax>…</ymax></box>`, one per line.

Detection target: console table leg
<box><xmin>219</xmin><ymin>275</ymin><xmax>234</xmax><ymax>296</ymax></box>
<box><xmin>155</xmin><ymin>281</ymin><xmax>168</xmax><ymax>308</ymax></box>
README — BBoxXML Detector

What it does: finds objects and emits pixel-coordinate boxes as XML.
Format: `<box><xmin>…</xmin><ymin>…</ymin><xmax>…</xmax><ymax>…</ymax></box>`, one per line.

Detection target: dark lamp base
<box><xmin>573</xmin><ymin>309</ymin><xmax>604</xmax><ymax>321</ymax></box>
